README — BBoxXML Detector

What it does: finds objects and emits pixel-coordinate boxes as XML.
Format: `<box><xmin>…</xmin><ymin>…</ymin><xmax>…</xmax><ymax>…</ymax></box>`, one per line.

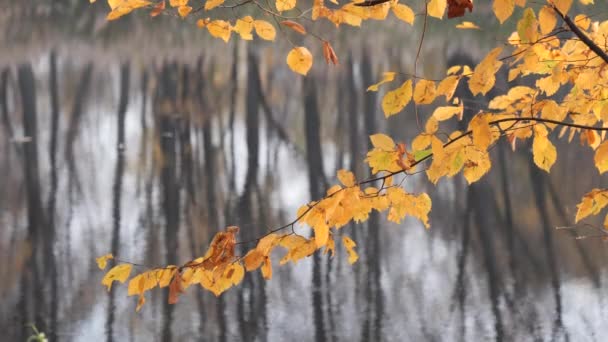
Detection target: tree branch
<box><xmin>553</xmin><ymin>6</ymin><xmax>608</xmax><ymax>65</ymax></box>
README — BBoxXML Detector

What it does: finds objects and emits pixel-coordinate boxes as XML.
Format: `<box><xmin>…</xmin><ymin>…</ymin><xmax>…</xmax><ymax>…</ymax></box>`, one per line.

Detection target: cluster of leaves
<box><xmin>91</xmin><ymin>0</ymin><xmax>421</xmax><ymax>75</ymax></box>
<box><xmin>98</xmin><ymin>133</ymin><xmax>432</xmax><ymax>309</ymax></box>
<box><xmin>97</xmin><ymin>0</ymin><xmax>608</xmax><ymax>311</ymax></box>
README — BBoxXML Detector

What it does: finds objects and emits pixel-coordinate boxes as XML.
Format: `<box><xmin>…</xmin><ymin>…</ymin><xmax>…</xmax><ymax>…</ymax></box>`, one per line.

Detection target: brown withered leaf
<box><xmin>150</xmin><ymin>0</ymin><xmax>165</xmax><ymax>17</ymax></box>
<box><xmin>323</xmin><ymin>41</ymin><xmax>339</xmax><ymax>66</ymax></box>
<box><xmin>280</xmin><ymin>20</ymin><xmax>307</xmax><ymax>35</ymax></box>
<box><xmin>447</xmin><ymin>0</ymin><xmax>473</xmax><ymax>19</ymax></box>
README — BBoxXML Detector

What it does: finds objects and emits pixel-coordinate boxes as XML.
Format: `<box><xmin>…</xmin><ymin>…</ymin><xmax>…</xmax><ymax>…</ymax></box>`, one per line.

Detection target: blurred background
<box><xmin>1</xmin><ymin>1</ymin><xmax>607</xmax><ymax>341</ymax></box>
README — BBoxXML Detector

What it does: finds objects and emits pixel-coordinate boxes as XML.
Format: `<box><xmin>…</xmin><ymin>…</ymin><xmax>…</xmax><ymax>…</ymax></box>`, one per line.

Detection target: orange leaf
<box><xmin>280</xmin><ymin>20</ymin><xmax>307</xmax><ymax>35</ymax></box>
<box><xmin>322</xmin><ymin>41</ymin><xmax>339</xmax><ymax>66</ymax></box>
<box><xmin>168</xmin><ymin>274</ymin><xmax>184</xmax><ymax>304</ymax></box>
<box><xmin>150</xmin><ymin>0</ymin><xmax>165</xmax><ymax>16</ymax></box>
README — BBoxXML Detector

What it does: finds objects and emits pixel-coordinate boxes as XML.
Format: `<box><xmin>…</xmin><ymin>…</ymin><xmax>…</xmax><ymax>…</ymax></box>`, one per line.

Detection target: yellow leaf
<box><xmin>386</xmin><ymin>187</ymin><xmax>432</xmax><ymax>227</ymax></box>
<box><xmin>517</xmin><ymin>8</ymin><xmax>538</xmax><ymax>43</ymax></box>
<box><xmin>538</xmin><ymin>6</ymin><xmax>556</xmax><ymax>35</ymax></box>
<box><xmin>96</xmin><ymin>253</ymin><xmax>114</xmax><ymax>270</ymax></box>
<box><xmin>243</xmin><ymin>250</ymin><xmax>264</xmax><ymax>271</ymax></box>
<box><xmin>224</xmin><ymin>262</ymin><xmax>245</xmax><ymax>286</ymax></box>
<box><xmin>455</xmin><ymin>21</ymin><xmax>480</xmax><ymax>29</ymax></box>
<box><xmin>286</xmin><ymin>47</ymin><xmax>313</xmax><ymax>75</ymax></box>
<box><xmin>233</xmin><ymin>16</ymin><xmax>254</xmax><ymax>40</ymax></box>
<box><xmin>367</xmin><ymin>72</ymin><xmax>396</xmax><ymax>92</ymax></box>
<box><xmin>313</xmin><ymin>223</ymin><xmax>329</xmax><ymax>247</ymax></box>
<box><xmin>254</xmin><ymin>20</ymin><xmax>276</xmax><ymax>41</ymax></box>
<box><xmin>579</xmin><ymin>0</ymin><xmax>593</xmax><ymax>4</ymax></box>
<box><xmin>342</xmin><ymin>236</ymin><xmax>359</xmax><ymax>264</ymax></box>
<box><xmin>594</xmin><ymin>141</ymin><xmax>608</xmax><ymax>174</ymax></box>
<box><xmin>337</xmin><ymin>169</ymin><xmax>356</xmax><ymax>187</ymax></box>
<box><xmin>101</xmin><ymin>264</ymin><xmax>132</xmax><ymax>291</ymax></box>
<box><xmin>257</xmin><ymin>233</ymin><xmax>279</xmax><ymax>254</ymax></box>
<box><xmin>436</xmin><ymin>76</ymin><xmax>459</xmax><ymax>101</ymax></box>
<box><xmin>169</xmin><ymin>0</ymin><xmax>187</xmax><ymax>7</ymax></box>
<box><xmin>205</xmin><ymin>0</ymin><xmax>224</xmax><ymax>10</ymax></box>
<box><xmin>468</xmin><ymin>47</ymin><xmax>503</xmax><ymax>96</ymax></box>
<box><xmin>368</xmin><ymin>3</ymin><xmax>390</xmax><ymax>20</ymax></box>
<box><xmin>370</xmin><ymin>133</ymin><xmax>395</xmax><ymax>150</ymax></box>
<box><xmin>279</xmin><ymin>236</ymin><xmax>316</xmax><ymax>264</ymax></box>
<box><xmin>425</xmin><ymin>117</ymin><xmax>439</xmax><ymax>134</ymax></box>
<box><xmin>462</xmin><ymin>147</ymin><xmax>492</xmax><ymax>183</ymax></box>
<box><xmin>382</xmin><ymin>80</ymin><xmax>412</xmax><ymax>117</ymax></box>
<box><xmin>553</xmin><ymin>0</ymin><xmax>572</xmax><ymax>14</ymax></box>
<box><xmin>107</xmin><ymin>7</ymin><xmax>133</xmax><ymax>20</ymax></box>
<box><xmin>469</xmin><ymin>115</ymin><xmax>492</xmax><ymax>151</ymax></box>
<box><xmin>207</xmin><ymin>20</ymin><xmax>231</xmax><ymax>42</ymax></box>
<box><xmin>540</xmin><ymin>100</ymin><xmax>566</xmax><ymax>129</ymax></box>
<box><xmin>574</xmin><ymin>14</ymin><xmax>590</xmax><ymax>30</ymax></box>
<box><xmin>493</xmin><ymin>0</ymin><xmax>514</xmax><ymax>24</ymax></box>
<box><xmin>136</xmin><ymin>294</ymin><xmax>146</xmax><ymax>312</ymax></box>
<box><xmin>427</xmin><ymin>0</ymin><xmax>446</xmax><ymax>19</ymax></box>
<box><xmin>324</xmin><ymin>234</ymin><xmax>336</xmax><ymax>257</ymax></box>
<box><xmin>413</xmin><ymin>79</ymin><xmax>437</xmax><ymax>105</ymax></box>
<box><xmin>412</xmin><ymin>134</ymin><xmax>431</xmax><ymax>151</ymax></box>
<box><xmin>575</xmin><ymin>189</ymin><xmax>608</xmax><ymax>222</ymax></box>
<box><xmin>177</xmin><ymin>5</ymin><xmax>191</xmax><ymax>17</ymax></box>
<box><xmin>391</xmin><ymin>3</ymin><xmax>414</xmax><ymax>25</ymax></box>
<box><xmin>532</xmin><ymin>132</ymin><xmax>557</xmax><ymax>172</ymax></box>
<box><xmin>261</xmin><ymin>257</ymin><xmax>272</xmax><ymax>279</ymax></box>
<box><xmin>366</xmin><ymin>149</ymin><xmax>402</xmax><ymax>174</ymax></box>
<box><xmin>433</xmin><ymin>105</ymin><xmax>462</xmax><ymax>121</ymax></box>
<box><xmin>276</xmin><ymin>0</ymin><xmax>296</xmax><ymax>11</ymax></box>
<box><xmin>158</xmin><ymin>266</ymin><xmax>177</xmax><ymax>287</ymax></box>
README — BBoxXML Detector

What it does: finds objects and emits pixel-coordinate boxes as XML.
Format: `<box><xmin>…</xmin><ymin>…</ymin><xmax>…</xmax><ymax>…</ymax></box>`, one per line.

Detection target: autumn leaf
<box><xmin>539</xmin><ymin>6</ymin><xmax>556</xmax><ymax>35</ymax></box>
<box><xmin>205</xmin><ymin>0</ymin><xmax>224</xmax><ymax>10</ymax></box>
<box><xmin>367</xmin><ymin>72</ymin><xmax>396</xmax><ymax>92</ymax></box>
<box><xmin>322</xmin><ymin>42</ymin><xmax>339</xmax><ymax>65</ymax></box>
<box><xmin>433</xmin><ymin>105</ymin><xmax>462</xmax><ymax>121</ymax></box>
<box><xmin>427</xmin><ymin>0</ymin><xmax>447</xmax><ymax>19</ymax></box>
<box><xmin>276</xmin><ymin>0</ymin><xmax>296</xmax><ymax>11</ymax></box>
<box><xmin>455</xmin><ymin>21</ymin><xmax>480</xmax><ymax>29</ymax></box>
<box><xmin>177</xmin><ymin>5</ymin><xmax>191</xmax><ymax>17</ymax></box>
<box><xmin>150</xmin><ymin>0</ymin><xmax>165</xmax><ymax>16</ymax></box>
<box><xmin>553</xmin><ymin>0</ymin><xmax>573</xmax><ymax>15</ymax></box>
<box><xmin>281</xmin><ymin>20</ymin><xmax>306</xmax><ymax>34</ymax></box>
<box><xmin>342</xmin><ymin>236</ymin><xmax>359</xmax><ymax>264</ymax></box>
<box><xmin>207</xmin><ymin>20</ymin><xmax>231</xmax><ymax>42</ymax></box>
<box><xmin>382</xmin><ymin>80</ymin><xmax>412</xmax><ymax>117</ymax></box>
<box><xmin>370</xmin><ymin>133</ymin><xmax>395</xmax><ymax>150</ymax></box>
<box><xmin>532</xmin><ymin>126</ymin><xmax>557</xmax><ymax>172</ymax></box>
<box><xmin>447</xmin><ymin>0</ymin><xmax>473</xmax><ymax>19</ymax></box>
<box><xmin>493</xmin><ymin>0</ymin><xmax>514</xmax><ymax>24</ymax></box>
<box><xmin>413</xmin><ymin>79</ymin><xmax>437</xmax><ymax>104</ymax></box>
<box><xmin>101</xmin><ymin>264</ymin><xmax>132</xmax><ymax>291</ymax></box>
<box><xmin>169</xmin><ymin>0</ymin><xmax>187</xmax><ymax>6</ymax></box>
<box><xmin>286</xmin><ymin>47</ymin><xmax>313</xmax><ymax>75</ymax></box>
<box><xmin>234</xmin><ymin>16</ymin><xmax>254</xmax><ymax>40</ymax></box>
<box><xmin>575</xmin><ymin>189</ymin><xmax>608</xmax><ymax>222</ymax></box>
<box><xmin>337</xmin><ymin>169</ymin><xmax>356</xmax><ymax>187</ymax></box>
<box><xmin>391</xmin><ymin>3</ymin><xmax>415</xmax><ymax>25</ymax></box>
<box><xmin>96</xmin><ymin>253</ymin><xmax>114</xmax><ymax>270</ymax></box>
<box><xmin>468</xmin><ymin>47</ymin><xmax>503</xmax><ymax>96</ymax></box>
<box><xmin>254</xmin><ymin>20</ymin><xmax>277</xmax><ymax>41</ymax></box>
<box><xmin>594</xmin><ymin>141</ymin><xmax>608</xmax><ymax>174</ymax></box>
<box><xmin>469</xmin><ymin>114</ymin><xmax>492</xmax><ymax>151</ymax></box>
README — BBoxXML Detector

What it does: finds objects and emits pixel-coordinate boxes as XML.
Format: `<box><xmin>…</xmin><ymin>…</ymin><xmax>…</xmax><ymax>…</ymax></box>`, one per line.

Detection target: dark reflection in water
<box><xmin>2</xmin><ymin>4</ymin><xmax>608</xmax><ymax>342</ymax></box>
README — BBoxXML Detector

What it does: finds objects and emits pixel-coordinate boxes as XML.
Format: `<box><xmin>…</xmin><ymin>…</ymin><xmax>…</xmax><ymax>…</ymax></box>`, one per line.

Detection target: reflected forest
<box><xmin>2</xmin><ymin>1</ymin><xmax>608</xmax><ymax>342</ymax></box>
